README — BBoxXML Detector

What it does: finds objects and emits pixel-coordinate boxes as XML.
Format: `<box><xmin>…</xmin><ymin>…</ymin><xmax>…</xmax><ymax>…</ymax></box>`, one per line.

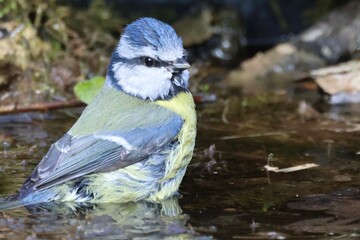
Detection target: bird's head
<box><xmin>107</xmin><ymin>17</ymin><xmax>190</xmax><ymax>101</ymax></box>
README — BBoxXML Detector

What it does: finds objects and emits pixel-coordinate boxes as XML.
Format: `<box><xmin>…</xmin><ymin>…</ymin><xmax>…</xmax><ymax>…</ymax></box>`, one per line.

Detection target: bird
<box><xmin>8</xmin><ymin>17</ymin><xmax>196</xmax><ymax>206</ymax></box>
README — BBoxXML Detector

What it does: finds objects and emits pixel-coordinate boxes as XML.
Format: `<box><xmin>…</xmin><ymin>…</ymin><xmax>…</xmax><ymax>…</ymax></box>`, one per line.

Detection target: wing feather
<box><xmin>20</xmin><ymin>114</ymin><xmax>183</xmax><ymax>197</ymax></box>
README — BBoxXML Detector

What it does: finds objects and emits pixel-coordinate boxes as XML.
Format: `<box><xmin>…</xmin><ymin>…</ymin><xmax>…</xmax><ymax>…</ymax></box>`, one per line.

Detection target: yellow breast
<box><xmin>150</xmin><ymin>91</ymin><xmax>197</xmax><ymax>200</ymax></box>
<box><xmin>155</xmin><ymin>91</ymin><xmax>197</xmax><ymax>175</ymax></box>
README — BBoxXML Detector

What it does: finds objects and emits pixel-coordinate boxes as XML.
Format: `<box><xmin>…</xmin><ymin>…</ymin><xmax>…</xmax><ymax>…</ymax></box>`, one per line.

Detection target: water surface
<box><xmin>0</xmin><ymin>98</ymin><xmax>359</xmax><ymax>239</ymax></box>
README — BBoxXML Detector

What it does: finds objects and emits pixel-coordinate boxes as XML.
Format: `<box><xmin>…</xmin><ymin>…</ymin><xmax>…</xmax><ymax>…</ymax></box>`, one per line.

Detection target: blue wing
<box><xmin>19</xmin><ymin>114</ymin><xmax>183</xmax><ymax>198</ymax></box>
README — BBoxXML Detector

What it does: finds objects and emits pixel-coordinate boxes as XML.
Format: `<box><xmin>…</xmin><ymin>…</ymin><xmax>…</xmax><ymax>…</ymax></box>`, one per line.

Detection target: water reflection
<box><xmin>0</xmin><ymin>197</ymin><xmax>203</xmax><ymax>239</ymax></box>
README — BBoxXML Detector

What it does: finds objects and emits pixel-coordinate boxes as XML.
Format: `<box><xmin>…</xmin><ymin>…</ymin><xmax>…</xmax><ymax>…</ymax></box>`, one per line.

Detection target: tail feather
<box><xmin>0</xmin><ymin>194</ymin><xmax>37</xmax><ymax>210</ymax></box>
<box><xmin>0</xmin><ymin>199</ymin><xmax>25</xmax><ymax>210</ymax></box>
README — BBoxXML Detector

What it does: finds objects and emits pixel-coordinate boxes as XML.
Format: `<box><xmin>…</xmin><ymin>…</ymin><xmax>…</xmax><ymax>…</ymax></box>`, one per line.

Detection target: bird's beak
<box><xmin>172</xmin><ymin>58</ymin><xmax>190</xmax><ymax>71</ymax></box>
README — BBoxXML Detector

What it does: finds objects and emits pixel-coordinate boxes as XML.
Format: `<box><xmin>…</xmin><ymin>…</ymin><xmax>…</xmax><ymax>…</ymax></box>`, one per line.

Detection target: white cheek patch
<box><xmin>112</xmin><ymin>62</ymin><xmax>173</xmax><ymax>100</ymax></box>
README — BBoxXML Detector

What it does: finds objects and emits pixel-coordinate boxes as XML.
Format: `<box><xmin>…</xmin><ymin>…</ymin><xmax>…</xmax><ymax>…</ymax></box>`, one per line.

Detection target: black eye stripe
<box><xmin>142</xmin><ymin>57</ymin><xmax>163</xmax><ymax>67</ymax></box>
<box><xmin>113</xmin><ymin>56</ymin><xmax>168</xmax><ymax>68</ymax></box>
<box><xmin>112</xmin><ymin>53</ymin><xmax>187</xmax><ymax>69</ymax></box>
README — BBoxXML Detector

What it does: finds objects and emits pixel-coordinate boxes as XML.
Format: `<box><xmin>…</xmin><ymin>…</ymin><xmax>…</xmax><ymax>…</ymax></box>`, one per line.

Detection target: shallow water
<box><xmin>0</xmin><ymin>96</ymin><xmax>359</xmax><ymax>239</ymax></box>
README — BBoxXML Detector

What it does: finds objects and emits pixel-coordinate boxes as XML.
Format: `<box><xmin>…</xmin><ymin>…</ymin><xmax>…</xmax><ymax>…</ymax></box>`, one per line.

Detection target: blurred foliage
<box><xmin>0</xmin><ymin>0</ymin><xmax>71</xmax><ymax>46</ymax></box>
<box><xmin>73</xmin><ymin>76</ymin><xmax>105</xmax><ymax>104</ymax></box>
<box><xmin>0</xmin><ymin>0</ymin><xmax>121</xmax><ymax>52</ymax></box>
<box><xmin>0</xmin><ymin>0</ymin><xmax>18</xmax><ymax>18</ymax></box>
<box><xmin>0</xmin><ymin>0</ymin><xmax>122</xmax><ymax>105</ymax></box>
<box><xmin>67</xmin><ymin>0</ymin><xmax>123</xmax><ymax>38</ymax></box>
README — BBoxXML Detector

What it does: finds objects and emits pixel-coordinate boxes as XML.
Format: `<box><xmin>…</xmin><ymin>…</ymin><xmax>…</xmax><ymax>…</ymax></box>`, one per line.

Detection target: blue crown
<box><xmin>122</xmin><ymin>17</ymin><xmax>182</xmax><ymax>51</ymax></box>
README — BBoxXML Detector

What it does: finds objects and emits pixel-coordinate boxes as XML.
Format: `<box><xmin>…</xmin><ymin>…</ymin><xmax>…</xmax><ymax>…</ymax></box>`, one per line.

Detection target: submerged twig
<box><xmin>221</xmin><ymin>98</ymin><xmax>231</xmax><ymax>124</ymax></box>
<box><xmin>264</xmin><ymin>153</ymin><xmax>319</xmax><ymax>173</ymax></box>
<box><xmin>265</xmin><ymin>163</ymin><xmax>319</xmax><ymax>173</ymax></box>
<box><xmin>0</xmin><ymin>100</ymin><xmax>84</xmax><ymax>115</ymax></box>
<box><xmin>219</xmin><ymin>131</ymin><xmax>296</xmax><ymax>140</ymax></box>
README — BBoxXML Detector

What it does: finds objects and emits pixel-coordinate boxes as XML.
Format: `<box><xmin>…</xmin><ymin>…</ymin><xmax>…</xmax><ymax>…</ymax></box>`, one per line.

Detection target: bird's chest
<box><xmin>162</xmin><ymin>117</ymin><xmax>196</xmax><ymax>180</ymax></box>
<box><xmin>147</xmin><ymin>93</ymin><xmax>196</xmax><ymax>201</ymax></box>
<box><xmin>156</xmin><ymin>93</ymin><xmax>196</xmax><ymax>179</ymax></box>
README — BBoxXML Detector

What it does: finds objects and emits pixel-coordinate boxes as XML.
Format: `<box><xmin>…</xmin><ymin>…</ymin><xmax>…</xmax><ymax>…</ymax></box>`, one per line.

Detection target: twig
<box><xmin>269</xmin><ymin>0</ymin><xmax>288</xmax><ymax>31</ymax></box>
<box><xmin>0</xmin><ymin>100</ymin><xmax>84</xmax><ymax>115</ymax></box>
<box><xmin>264</xmin><ymin>153</ymin><xmax>319</xmax><ymax>173</ymax></box>
<box><xmin>219</xmin><ymin>131</ymin><xmax>296</xmax><ymax>140</ymax></box>
<box><xmin>264</xmin><ymin>163</ymin><xmax>319</xmax><ymax>173</ymax></box>
<box><xmin>221</xmin><ymin>98</ymin><xmax>231</xmax><ymax>124</ymax></box>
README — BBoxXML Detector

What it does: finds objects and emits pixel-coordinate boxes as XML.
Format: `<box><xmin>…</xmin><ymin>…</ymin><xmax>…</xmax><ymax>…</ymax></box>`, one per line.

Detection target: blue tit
<box><xmin>15</xmin><ymin>17</ymin><xmax>196</xmax><ymax>205</ymax></box>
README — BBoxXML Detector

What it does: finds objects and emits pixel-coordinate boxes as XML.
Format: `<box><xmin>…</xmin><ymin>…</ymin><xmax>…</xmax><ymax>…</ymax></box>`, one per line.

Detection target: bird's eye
<box><xmin>144</xmin><ymin>57</ymin><xmax>155</xmax><ymax>67</ymax></box>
